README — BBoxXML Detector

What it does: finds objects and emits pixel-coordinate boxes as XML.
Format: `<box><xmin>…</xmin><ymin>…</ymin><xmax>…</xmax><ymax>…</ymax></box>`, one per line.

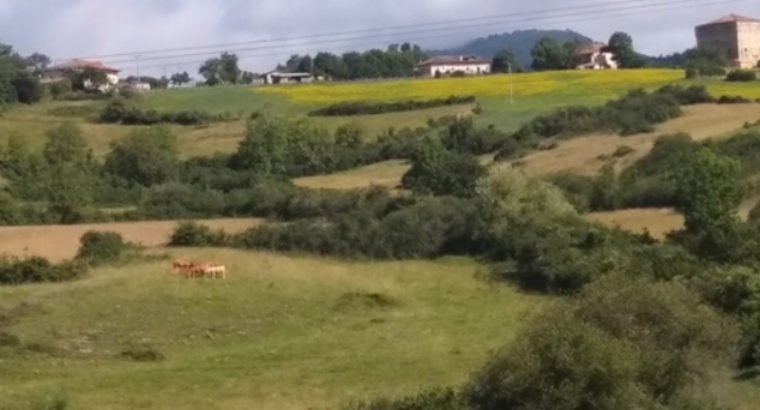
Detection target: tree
<box><xmin>531</xmin><ymin>37</ymin><xmax>566</xmax><ymax>71</ymax></box>
<box><xmin>672</xmin><ymin>148</ymin><xmax>747</xmax><ymax>262</ymax></box>
<box><xmin>607</xmin><ymin>32</ymin><xmax>645</xmax><ymax>68</ymax></box>
<box><xmin>170</xmin><ymin>71</ymin><xmax>192</xmax><ymax>86</ymax></box>
<box><xmin>104</xmin><ymin>126</ymin><xmax>179</xmax><ymax>187</ymax></box>
<box><xmin>72</xmin><ymin>67</ymin><xmax>109</xmax><ymax>92</ymax></box>
<box><xmin>492</xmin><ymin>49</ymin><xmax>523</xmax><ymax>73</ymax></box>
<box><xmin>0</xmin><ymin>43</ymin><xmax>43</xmax><ymax>104</ymax></box>
<box><xmin>39</xmin><ymin>124</ymin><xmax>98</xmax><ymax>222</ymax></box>
<box><xmin>402</xmin><ymin>137</ymin><xmax>486</xmax><ymax>197</ymax></box>
<box><xmin>673</xmin><ymin>148</ymin><xmax>743</xmax><ymax>233</ymax></box>
<box><xmin>199</xmin><ymin>52</ymin><xmax>241</xmax><ymax>85</ymax></box>
<box><xmin>25</xmin><ymin>53</ymin><xmax>50</xmax><ymax>73</ymax></box>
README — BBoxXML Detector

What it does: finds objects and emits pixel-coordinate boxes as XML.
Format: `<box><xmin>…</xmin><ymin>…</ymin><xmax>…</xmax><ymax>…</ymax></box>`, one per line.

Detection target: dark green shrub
<box><xmin>549</xmin><ymin>173</ymin><xmax>595</xmax><ymax>212</ymax></box>
<box><xmin>402</xmin><ymin>137</ymin><xmax>486</xmax><ymax>197</ymax></box>
<box><xmin>613</xmin><ymin>145</ymin><xmax>635</xmax><ymax>158</ymax></box>
<box><xmin>468</xmin><ymin>275</ymin><xmax>737</xmax><ymax>410</ymax></box>
<box><xmin>0</xmin><ymin>257</ymin><xmax>86</xmax><ymax>285</ymax></box>
<box><xmin>310</xmin><ymin>95</ymin><xmax>476</xmax><ymax>116</ymax></box>
<box><xmin>169</xmin><ymin>222</ymin><xmax>228</xmax><ymax>247</ymax></box>
<box><xmin>726</xmin><ymin>70</ymin><xmax>757</xmax><ymax>82</ymax></box>
<box><xmin>121</xmin><ymin>348</ymin><xmax>165</xmax><ymax>362</ymax></box>
<box><xmin>49</xmin><ymin>79</ymin><xmax>73</xmax><ymax>99</ymax></box>
<box><xmin>717</xmin><ymin>95</ymin><xmax>751</xmax><ymax>104</ymax></box>
<box><xmin>76</xmin><ymin>231</ymin><xmax>128</xmax><ymax>266</ymax></box>
<box><xmin>0</xmin><ymin>331</ymin><xmax>20</xmax><ymax>347</ymax></box>
<box><xmin>100</xmin><ymin>100</ymin><xmax>211</xmax><ymax>125</ymax></box>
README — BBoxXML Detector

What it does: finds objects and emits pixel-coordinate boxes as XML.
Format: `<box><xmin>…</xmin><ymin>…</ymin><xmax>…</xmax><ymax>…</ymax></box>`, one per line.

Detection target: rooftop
<box><xmin>418</xmin><ymin>56</ymin><xmax>491</xmax><ymax>66</ymax></box>
<box><xmin>704</xmin><ymin>14</ymin><xmax>760</xmax><ymax>25</ymax></box>
<box><xmin>575</xmin><ymin>42</ymin><xmax>608</xmax><ymax>55</ymax></box>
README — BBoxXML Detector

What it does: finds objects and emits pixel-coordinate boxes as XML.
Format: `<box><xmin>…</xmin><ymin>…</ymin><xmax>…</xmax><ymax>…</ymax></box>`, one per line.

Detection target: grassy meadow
<box><xmin>0</xmin><ymin>251</ymin><xmax>545</xmax><ymax>410</ymax></box>
<box><xmin>2</xmin><ymin>69</ymin><xmax>760</xmax><ymax>158</ymax></box>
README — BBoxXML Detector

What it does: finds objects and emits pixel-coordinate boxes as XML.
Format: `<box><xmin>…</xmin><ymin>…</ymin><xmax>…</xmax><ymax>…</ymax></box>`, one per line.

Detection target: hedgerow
<box><xmin>309</xmin><ymin>95</ymin><xmax>476</xmax><ymax>116</ymax></box>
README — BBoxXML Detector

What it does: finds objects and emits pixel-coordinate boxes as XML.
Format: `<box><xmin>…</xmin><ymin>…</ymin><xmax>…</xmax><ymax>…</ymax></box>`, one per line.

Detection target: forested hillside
<box><xmin>430</xmin><ymin>29</ymin><xmax>593</xmax><ymax>66</ymax></box>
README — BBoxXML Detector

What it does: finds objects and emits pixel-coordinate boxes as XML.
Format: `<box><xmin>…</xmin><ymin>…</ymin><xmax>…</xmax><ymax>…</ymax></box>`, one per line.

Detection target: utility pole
<box><xmin>508</xmin><ymin>63</ymin><xmax>514</xmax><ymax>104</ymax></box>
<box><xmin>135</xmin><ymin>55</ymin><xmax>141</xmax><ymax>82</ymax></box>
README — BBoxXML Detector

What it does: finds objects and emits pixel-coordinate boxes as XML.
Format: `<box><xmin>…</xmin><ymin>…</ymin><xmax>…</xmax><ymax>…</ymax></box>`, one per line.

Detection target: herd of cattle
<box><xmin>172</xmin><ymin>260</ymin><xmax>228</xmax><ymax>280</ymax></box>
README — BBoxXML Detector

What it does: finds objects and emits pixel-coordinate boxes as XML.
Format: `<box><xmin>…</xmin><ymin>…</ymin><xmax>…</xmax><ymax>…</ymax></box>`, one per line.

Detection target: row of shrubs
<box><xmin>552</xmin><ymin>130</ymin><xmax>760</xmax><ymax>214</ymax></box>
<box><xmin>99</xmin><ymin>99</ymin><xmax>241</xmax><ymax>126</ymax></box>
<box><xmin>502</xmin><ymin>85</ymin><xmax>712</xmax><ymax>149</ymax></box>
<box><xmin>726</xmin><ymin>69</ymin><xmax>757</xmax><ymax>82</ymax></box>
<box><xmin>0</xmin><ymin>231</ymin><xmax>134</xmax><ymax>286</ymax></box>
<box><xmin>309</xmin><ymin>95</ymin><xmax>476</xmax><ymax>116</ymax></box>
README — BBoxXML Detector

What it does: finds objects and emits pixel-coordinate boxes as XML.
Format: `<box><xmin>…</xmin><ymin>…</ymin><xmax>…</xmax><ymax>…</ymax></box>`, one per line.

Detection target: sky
<box><xmin>0</xmin><ymin>0</ymin><xmax>758</xmax><ymax>76</ymax></box>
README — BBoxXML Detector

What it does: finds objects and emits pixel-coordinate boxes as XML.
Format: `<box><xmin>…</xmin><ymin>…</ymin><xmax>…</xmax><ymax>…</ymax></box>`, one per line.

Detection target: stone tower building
<box><xmin>696</xmin><ymin>14</ymin><xmax>760</xmax><ymax>69</ymax></box>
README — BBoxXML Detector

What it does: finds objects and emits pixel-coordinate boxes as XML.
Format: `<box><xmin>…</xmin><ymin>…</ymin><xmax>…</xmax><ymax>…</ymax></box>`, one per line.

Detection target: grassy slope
<box><xmin>517</xmin><ymin>104</ymin><xmax>760</xmax><ymax>177</ymax></box>
<box><xmin>0</xmin><ymin>250</ymin><xmax>545</xmax><ymax>410</ymax></box>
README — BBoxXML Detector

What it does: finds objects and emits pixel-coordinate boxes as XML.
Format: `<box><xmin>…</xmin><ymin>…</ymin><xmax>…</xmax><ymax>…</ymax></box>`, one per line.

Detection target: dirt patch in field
<box><xmin>518</xmin><ymin>104</ymin><xmax>760</xmax><ymax>176</ymax></box>
<box><xmin>586</xmin><ymin>209</ymin><xmax>685</xmax><ymax>240</ymax></box>
<box><xmin>294</xmin><ymin>160</ymin><xmax>411</xmax><ymax>191</ymax></box>
<box><xmin>0</xmin><ymin>219</ymin><xmax>264</xmax><ymax>262</ymax></box>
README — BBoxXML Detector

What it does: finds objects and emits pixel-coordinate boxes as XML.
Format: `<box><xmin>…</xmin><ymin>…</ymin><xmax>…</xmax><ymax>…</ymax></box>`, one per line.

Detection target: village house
<box><xmin>262</xmin><ymin>71</ymin><xmax>314</xmax><ymax>85</ymax></box>
<box><xmin>696</xmin><ymin>14</ymin><xmax>760</xmax><ymax>69</ymax></box>
<box><xmin>43</xmin><ymin>59</ymin><xmax>121</xmax><ymax>91</ymax></box>
<box><xmin>417</xmin><ymin>56</ymin><xmax>491</xmax><ymax>77</ymax></box>
<box><xmin>575</xmin><ymin>42</ymin><xmax>618</xmax><ymax>70</ymax></box>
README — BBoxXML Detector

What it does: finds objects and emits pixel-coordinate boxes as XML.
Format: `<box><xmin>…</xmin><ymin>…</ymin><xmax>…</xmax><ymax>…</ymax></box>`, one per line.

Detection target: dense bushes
<box><xmin>726</xmin><ymin>70</ymin><xmax>757</xmax><ymax>82</ymax></box>
<box><xmin>470</xmin><ymin>275</ymin><xmax>735</xmax><ymax>410</ymax></box>
<box><xmin>237</xmin><ymin>196</ymin><xmax>478</xmax><ymax>259</ymax></box>
<box><xmin>309</xmin><ymin>96</ymin><xmax>476</xmax><ymax>116</ymax></box>
<box><xmin>402</xmin><ymin>137</ymin><xmax>485</xmax><ymax>197</ymax></box>
<box><xmin>0</xmin><ymin>257</ymin><xmax>85</xmax><ymax>285</ymax></box>
<box><xmin>76</xmin><ymin>231</ymin><xmax>129</xmax><ymax>266</ymax></box>
<box><xmin>100</xmin><ymin>99</ymin><xmax>212</xmax><ymax>126</ymax></box>
<box><xmin>169</xmin><ymin>222</ymin><xmax>228</xmax><ymax>247</ymax></box>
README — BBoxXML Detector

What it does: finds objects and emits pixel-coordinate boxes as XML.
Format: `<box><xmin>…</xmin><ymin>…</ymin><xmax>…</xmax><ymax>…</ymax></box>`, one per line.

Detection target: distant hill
<box><xmin>429</xmin><ymin>29</ymin><xmax>594</xmax><ymax>68</ymax></box>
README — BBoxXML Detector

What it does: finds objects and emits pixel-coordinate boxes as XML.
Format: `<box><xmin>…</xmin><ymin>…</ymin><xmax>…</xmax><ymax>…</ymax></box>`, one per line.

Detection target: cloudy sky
<box><xmin>0</xmin><ymin>0</ymin><xmax>758</xmax><ymax>76</ymax></box>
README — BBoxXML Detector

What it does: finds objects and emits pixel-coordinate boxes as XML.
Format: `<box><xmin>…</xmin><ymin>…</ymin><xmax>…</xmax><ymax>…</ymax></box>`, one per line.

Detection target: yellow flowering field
<box><xmin>256</xmin><ymin>69</ymin><xmax>684</xmax><ymax>105</ymax></box>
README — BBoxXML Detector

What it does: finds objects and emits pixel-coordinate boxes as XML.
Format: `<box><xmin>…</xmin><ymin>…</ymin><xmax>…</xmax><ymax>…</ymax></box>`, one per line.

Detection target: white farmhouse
<box><xmin>418</xmin><ymin>56</ymin><xmax>491</xmax><ymax>77</ymax></box>
<box><xmin>43</xmin><ymin>59</ymin><xmax>121</xmax><ymax>91</ymax></box>
<box><xmin>575</xmin><ymin>42</ymin><xmax>618</xmax><ymax>70</ymax></box>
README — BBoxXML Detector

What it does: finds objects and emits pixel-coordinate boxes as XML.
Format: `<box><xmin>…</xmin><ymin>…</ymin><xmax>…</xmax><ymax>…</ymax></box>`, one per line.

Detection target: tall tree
<box><xmin>492</xmin><ymin>49</ymin><xmax>523</xmax><ymax>73</ymax></box>
<box><xmin>25</xmin><ymin>53</ymin><xmax>50</xmax><ymax>73</ymax></box>
<box><xmin>199</xmin><ymin>52</ymin><xmax>241</xmax><ymax>86</ymax></box>
<box><xmin>170</xmin><ymin>71</ymin><xmax>192</xmax><ymax>86</ymax></box>
<box><xmin>104</xmin><ymin>126</ymin><xmax>179</xmax><ymax>187</ymax></box>
<box><xmin>40</xmin><ymin>124</ymin><xmax>98</xmax><ymax>222</ymax></box>
<box><xmin>608</xmin><ymin>32</ymin><xmax>645</xmax><ymax>68</ymax></box>
<box><xmin>531</xmin><ymin>37</ymin><xmax>567</xmax><ymax>71</ymax></box>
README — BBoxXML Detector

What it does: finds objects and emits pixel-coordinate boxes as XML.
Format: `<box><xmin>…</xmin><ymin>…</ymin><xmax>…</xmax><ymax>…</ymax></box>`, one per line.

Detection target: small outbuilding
<box><xmin>417</xmin><ymin>56</ymin><xmax>491</xmax><ymax>77</ymax></box>
<box><xmin>263</xmin><ymin>71</ymin><xmax>314</xmax><ymax>85</ymax></box>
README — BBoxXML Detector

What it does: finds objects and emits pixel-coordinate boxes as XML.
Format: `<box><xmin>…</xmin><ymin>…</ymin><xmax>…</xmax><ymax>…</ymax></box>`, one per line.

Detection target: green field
<box><xmin>2</xmin><ymin>70</ymin><xmax>760</xmax><ymax>158</ymax></box>
<box><xmin>0</xmin><ymin>250</ymin><xmax>544</xmax><ymax>410</ymax></box>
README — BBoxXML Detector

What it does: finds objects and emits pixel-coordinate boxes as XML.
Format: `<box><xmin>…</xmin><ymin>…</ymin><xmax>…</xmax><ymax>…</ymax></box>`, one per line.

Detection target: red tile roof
<box><xmin>706</xmin><ymin>14</ymin><xmax>760</xmax><ymax>24</ymax></box>
<box><xmin>49</xmin><ymin>59</ymin><xmax>120</xmax><ymax>74</ymax></box>
<box><xmin>418</xmin><ymin>56</ymin><xmax>491</xmax><ymax>66</ymax></box>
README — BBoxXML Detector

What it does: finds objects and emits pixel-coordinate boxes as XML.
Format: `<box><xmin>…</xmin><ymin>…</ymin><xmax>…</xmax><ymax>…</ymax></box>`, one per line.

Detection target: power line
<box><xmin>124</xmin><ymin>0</ymin><xmax>741</xmax><ymax>72</ymax></box>
<box><xmin>55</xmin><ymin>0</ymin><xmax>687</xmax><ymax>62</ymax></box>
<box><xmin>57</xmin><ymin>0</ymin><xmax>745</xmax><ymax>70</ymax></box>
